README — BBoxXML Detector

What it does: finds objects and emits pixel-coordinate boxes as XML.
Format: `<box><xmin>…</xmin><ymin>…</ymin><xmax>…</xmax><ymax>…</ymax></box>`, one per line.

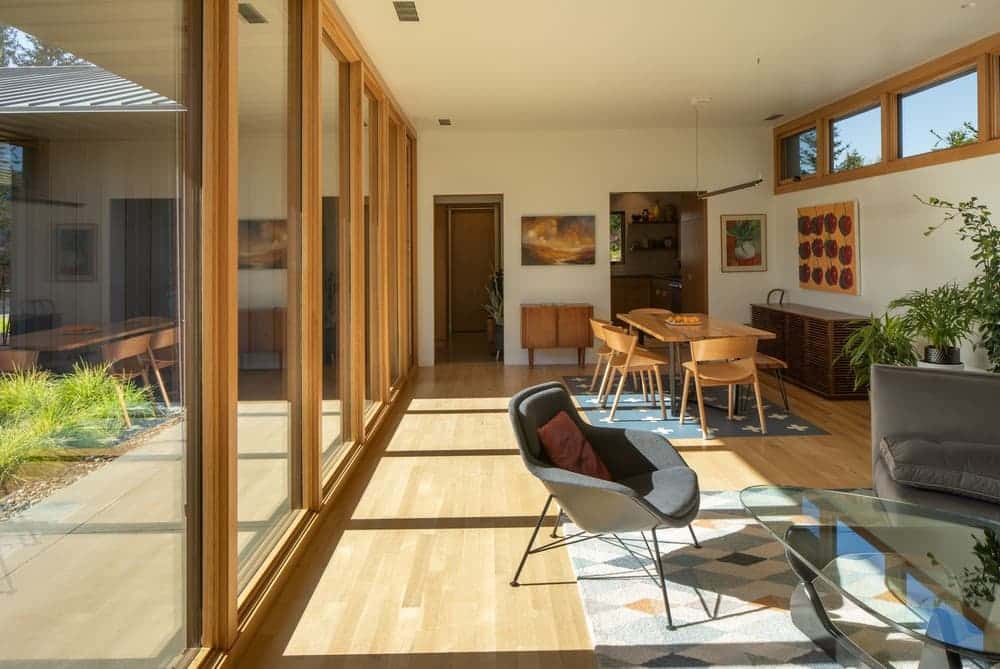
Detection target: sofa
<box><xmin>871</xmin><ymin>364</ymin><xmax>1000</xmax><ymax>522</ymax></box>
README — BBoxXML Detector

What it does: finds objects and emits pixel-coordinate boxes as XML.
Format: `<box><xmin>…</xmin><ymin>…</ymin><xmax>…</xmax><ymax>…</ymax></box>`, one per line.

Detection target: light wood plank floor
<box><xmin>239</xmin><ymin>361</ymin><xmax>873</xmax><ymax>668</ymax></box>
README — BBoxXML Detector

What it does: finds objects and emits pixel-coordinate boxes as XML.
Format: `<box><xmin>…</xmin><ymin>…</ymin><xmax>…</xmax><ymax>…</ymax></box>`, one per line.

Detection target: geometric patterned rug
<box><xmin>564</xmin><ymin>491</ymin><xmax>937</xmax><ymax>668</ymax></box>
<box><xmin>562</xmin><ymin>375</ymin><xmax>828</xmax><ymax>439</ymax></box>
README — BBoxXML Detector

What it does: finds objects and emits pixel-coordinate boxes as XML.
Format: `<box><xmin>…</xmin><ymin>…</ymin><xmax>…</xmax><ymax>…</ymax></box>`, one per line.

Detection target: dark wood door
<box><xmin>449</xmin><ymin>209</ymin><xmax>495</xmax><ymax>333</ymax></box>
<box><xmin>110</xmin><ymin>198</ymin><xmax>177</xmax><ymax>322</ymax></box>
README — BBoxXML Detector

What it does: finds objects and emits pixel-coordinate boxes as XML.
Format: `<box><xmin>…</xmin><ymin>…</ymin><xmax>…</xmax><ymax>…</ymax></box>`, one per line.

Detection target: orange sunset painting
<box><xmin>521</xmin><ymin>215</ymin><xmax>596</xmax><ymax>265</ymax></box>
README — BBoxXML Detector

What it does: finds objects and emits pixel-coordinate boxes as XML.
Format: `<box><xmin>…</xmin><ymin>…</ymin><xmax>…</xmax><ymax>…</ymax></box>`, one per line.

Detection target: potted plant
<box><xmin>888</xmin><ymin>282</ymin><xmax>974</xmax><ymax>367</ymax></box>
<box><xmin>482</xmin><ymin>268</ymin><xmax>503</xmax><ymax>358</ymax></box>
<box><xmin>918</xmin><ymin>195</ymin><xmax>1000</xmax><ymax>373</ymax></box>
<box><xmin>841</xmin><ymin>313</ymin><xmax>918</xmax><ymax>390</ymax></box>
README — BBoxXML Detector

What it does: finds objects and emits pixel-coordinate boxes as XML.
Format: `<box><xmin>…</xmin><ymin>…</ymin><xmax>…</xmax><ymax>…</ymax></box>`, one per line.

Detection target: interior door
<box><xmin>449</xmin><ymin>208</ymin><xmax>496</xmax><ymax>334</ymax></box>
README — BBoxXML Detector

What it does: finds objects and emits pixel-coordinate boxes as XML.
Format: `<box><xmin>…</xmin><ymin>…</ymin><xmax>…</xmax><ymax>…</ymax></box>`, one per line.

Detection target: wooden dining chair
<box><xmin>753</xmin><ymin>352</ymin><xmax>790</xmax><ymax>411</ymax></box>
<box><xmin>100</xmin><ymin>334</ymin><xmax>152</xmax><ymax>428</ymax></box>
<box><xmin>598</xmin><ymin>325</ymin><xmax>670</xmax><ymax>421</ymax></box>
<box><xmin>680</xmin><ymin>336</ymin><xmax>766</xmax><ymax>436</ymax></box>
<box><xmin>588</xmin><ymin>318</ymin><xmax>613</xmax><ymax>391</ymax></box>
<box><xmin>147</xmin><ymin>327</ymin><xmax>179</xmax><ymax>407</ymax></box>
<box><xmin>0</xmin><ymin>349</ymin><xmax>39</xmax><ymax>373</ymax></box>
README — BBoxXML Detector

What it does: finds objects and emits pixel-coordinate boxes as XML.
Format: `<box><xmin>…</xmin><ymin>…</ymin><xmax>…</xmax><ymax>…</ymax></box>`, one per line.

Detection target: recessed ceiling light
<box><xmin>438</xmin><ymin>118</ymin><xmax>452</xmax><ymax>126</ymax></box>
<box><xmin>237</xmin><ymin>2</ymin><xmax>267</xmax><ymax>23</ymax></box>
<box><xmin>394</xmin><ymin>1</ymin><xmax>420</xmax><ymax>22</ymax></box>
<box><xmin>764</xmin><ymin>113</ymin><xmax>784</xmax><ymax>121</ymax></box>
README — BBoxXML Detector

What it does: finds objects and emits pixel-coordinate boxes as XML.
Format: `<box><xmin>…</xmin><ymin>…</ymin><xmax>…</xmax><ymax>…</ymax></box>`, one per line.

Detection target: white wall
<box><xmin>771</xmin><ymin>153</ymin><xmax>1000</xmax><ymax>369</ymax></box>
<box><xmin>417</xmin><ymin>126</ymin><xmax>775</xmax><ymax>366</ymax></box>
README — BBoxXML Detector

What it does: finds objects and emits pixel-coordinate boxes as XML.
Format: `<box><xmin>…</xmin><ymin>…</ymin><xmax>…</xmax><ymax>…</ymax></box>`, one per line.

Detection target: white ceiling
<box><xmin>338</xmin><ymin>0</ymin><xmax>1000</xmax><ymax>131</ymax></box>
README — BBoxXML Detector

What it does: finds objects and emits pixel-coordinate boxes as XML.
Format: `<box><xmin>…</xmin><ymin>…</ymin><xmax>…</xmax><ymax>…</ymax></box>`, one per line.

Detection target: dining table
<box><xmin>615</xmin><ymin>311</ymin><xmax>776</xmax><ymax>417</ymax></box>
<box><xmin>5</xmin><ymin>316</ymin><xmax>175</xmax><ymax>353</ymax></box>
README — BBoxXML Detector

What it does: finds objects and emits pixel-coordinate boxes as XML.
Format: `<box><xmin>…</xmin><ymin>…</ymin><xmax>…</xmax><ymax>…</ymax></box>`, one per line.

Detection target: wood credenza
<box><xmin>750</xmin><ymin>303</ymin><xmax>865</xmax><ymax>399</ymax></box>
<box><xmin>521</xmin><ymin>303</ymin><xmax>593</xmax><ymax>368</ymax></box>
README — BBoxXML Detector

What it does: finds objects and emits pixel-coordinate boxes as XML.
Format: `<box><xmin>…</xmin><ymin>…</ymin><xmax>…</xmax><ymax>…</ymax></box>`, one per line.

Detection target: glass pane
<box><xmin>779</xmin><ymin>128</ymin><xmax>817</xmax><ymax>180</ymax></box>
<box><xmin>830</xmin><ymin>105</ymin><xmax>882</xmax><ymax>172</ymax></box>
<box><xmin>236</xmin><ymin>0</ymin><xmax>300</xmax><ymax>592</ymax></box>
<box><xmin>363</xmin><ymin>93</ymin><xmax>380</xmax><ymax>414</ymax></box>
<box><xmin>321</xmin><ymin>49</ymin><xmax>345</xmax><ymax>471</ymax></box>
<box><xmin>0</xmin><ymin>6</ymin><xmax>195</xmax><ymax>664</ymax></box>
<box><xmin>387</xmin><ymin>121</ymin><xmax>400</xmax><ymax>386</ymax></box>
<box><xmin>899</xmin><ymin>69</ymin><xmax>979</xmax><ymax>157</ymax></box>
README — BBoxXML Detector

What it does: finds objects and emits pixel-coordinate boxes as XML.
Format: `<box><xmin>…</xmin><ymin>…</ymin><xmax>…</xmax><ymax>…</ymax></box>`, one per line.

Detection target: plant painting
<box><xmin>721</xmin><ymin>215</ymin><xmax>766</xmax><ymax>272</ymax></box>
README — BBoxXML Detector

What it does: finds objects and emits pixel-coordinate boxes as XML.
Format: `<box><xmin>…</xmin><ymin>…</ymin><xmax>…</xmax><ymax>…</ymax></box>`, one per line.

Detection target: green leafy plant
<box><xmin>917</xmin><ymin>195</ymin><xmax>1000</xmax><ymax>372</ymax></box>
<box><xmin>481</xmin><ymin>267</ymin><xmax>504</xmax><ymax>326</ymax></box>
<box><xmin>841</xmin><ymin>313</ymin><xmax>918</xmax><ymax>390</ymax></box>
<box><xmin>931</xmin><ymin>121</ymin><xmax>979</xmax><ymax>150</ymax></box>
<box><xmin>888</xmin><ymin>283</ymin><xmax>974</xmax><ymax>352</ymax></box>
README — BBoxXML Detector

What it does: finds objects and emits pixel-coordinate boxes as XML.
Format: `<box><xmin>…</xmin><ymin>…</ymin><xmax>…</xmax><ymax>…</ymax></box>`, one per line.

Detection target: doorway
<box><xmin>434</xmin><ymin>195</ymin><xmax>502</xmax><ymax>362</ymax></box>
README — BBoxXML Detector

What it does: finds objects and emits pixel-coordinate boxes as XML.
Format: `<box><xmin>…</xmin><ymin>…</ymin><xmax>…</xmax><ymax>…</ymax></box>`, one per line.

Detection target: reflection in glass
<box><xmin>321</xmin><ymin>46</ymin><xmax>345</xmax><ymax>471</ymax></box>
<box><xmin>236</xmin><ymin>0</ymin><xmax>300</xmax><ymax>591</ymax></box>
<box><xmin>387</xmin><ymin>121</ymin><xmax>401</xmax><ymax>386</ymax></box>
<box><xmin>0</xmin><ymin>9</ymin><xmax>193</xmax><ymax>665</ymax></box>
<box><xmin>900</xmin><ymin>69</ymin><xmax>979</xmax><ymax>158</ymax></box>
<box><xmin>363</xmin><ymin>92</ymin><xmax>380</xmax><ymax>414</ymax></box>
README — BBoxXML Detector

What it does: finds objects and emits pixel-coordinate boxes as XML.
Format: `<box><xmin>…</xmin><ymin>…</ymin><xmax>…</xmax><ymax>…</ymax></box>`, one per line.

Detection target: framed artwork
<box><xmin>796</xmin><ymin>201</ymin><xmax>859</xmax><ymax>295</ymax></box>
<box><xmin>521</xmin><ymin>215</ymin><xmax>596</xmax><ymax>265</ymax></box>
<box><xmin>609</xmin><ymin>210</ymin><xmax>625</xmax><ymax>263</ymax></box>
<box><xmin>51</xmin><ymin>224</ymin><xmax>98</xmax><ymax>282</ymax></box>
<box><xmin>238</xmin><ymin>219</ymin><xmax>288</xmax><ymax>269</ymax></box>
<box><xmin>721</xmin><ymin>214</ymin><xmax>767</xmax><ymax>272</ymax></box>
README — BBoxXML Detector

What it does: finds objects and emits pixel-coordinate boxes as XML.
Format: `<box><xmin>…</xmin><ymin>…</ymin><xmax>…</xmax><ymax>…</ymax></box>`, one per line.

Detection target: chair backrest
<box><xmin>508</xmin><ymin>382</ymin><xmax>582</xmax><ymax>468</ymax></box>
<box><xmin>628</xmin><ymin>308</ymin><xmax>672</xmax><ymax>317</ymax></box>
<box><xmin>589</xmin><ymin>318</ymin><xmax>611</xmax><ymax>342</ymax></box>
<box><xmin>690</xmin><ymin>336</ymin><xmax>757</xmax><ymax>363</ymax></box>
<box><xmin>601</xmin><ymin>324</ymin><xmax>638</xmax><ymax>360</ymax></box>
<box><xmin>0</xmin><ymin>349</ymin><xmax>39</xmax><ymax>373</ymax></box>
<box><xmin>149</xmin><ymin>326</ymin><xmax>179</xmax><ymax>351</ymax></box>
<box><xmin>101</xmin><ymin>333</ymin><xmax>152</xmax><ymax>366</ymax></box>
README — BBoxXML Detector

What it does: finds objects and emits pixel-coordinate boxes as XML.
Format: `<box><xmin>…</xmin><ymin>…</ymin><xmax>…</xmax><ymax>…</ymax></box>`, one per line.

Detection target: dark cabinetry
<box><xmin>750</xmin><ymin>303</ymin><xmax>864</xmax><ymax>399</ymax></box>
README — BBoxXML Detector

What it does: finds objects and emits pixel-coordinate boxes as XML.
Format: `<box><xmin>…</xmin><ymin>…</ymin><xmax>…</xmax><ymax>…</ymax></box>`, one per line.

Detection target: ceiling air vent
<box><xmin>438</xmin><ymin>118</ymin><xmax>452</xmax><ymax>126</ymax></box>
<box><xmin>238</xmin><ymin>3</ymin><xmax>267</xmax><ymax>24</ymax></box>
<box><xmin>764</xmin><ymin>113</ymin><xmax>784</xmax><ymax>121</ymax></box>
<box><xmin>393</xmin><ymin>1</ymin><xmax>419</xmax><ymax>22</ymax></box>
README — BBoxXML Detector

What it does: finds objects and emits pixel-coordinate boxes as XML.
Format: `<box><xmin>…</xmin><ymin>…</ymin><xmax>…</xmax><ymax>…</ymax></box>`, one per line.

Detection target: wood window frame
<box><xmin>196</xmin><ymin>0</ymin><xmax>419</xmax><ymax>665</ymax></box>
<box><xmin>826</xmin><ymin>99</ymin><xmax>883</xmax><ymax>177</ymax></box>
<box><xmin>774</xmin><ymin>32</ymin><xmax>1000</xmax><ymax>194</ymax></box>
<box><xmin>774</xmin><ymin>122</ymin><xmax>820</xmax><ymax>187</ymax></box>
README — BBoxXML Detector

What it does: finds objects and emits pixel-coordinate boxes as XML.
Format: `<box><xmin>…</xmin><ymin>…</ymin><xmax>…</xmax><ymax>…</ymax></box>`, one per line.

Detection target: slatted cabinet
<box><xmin>750</xmin><ymin>303</ymin><xmax>865</xmax><ymax>399</ymax></box>
<box><xmin>521</xmin><ymin>303</ymin><xmax>594</xmax><ymax>368</ymax></box>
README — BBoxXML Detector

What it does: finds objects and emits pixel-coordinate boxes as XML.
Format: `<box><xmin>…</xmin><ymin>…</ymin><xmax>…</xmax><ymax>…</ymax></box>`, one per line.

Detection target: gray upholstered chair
<box><xmin>871</xmin><ymin>364</ymin><xmax>1000</xmax><ymax>522</ymax></box>
<box><xmin>508</xmin><ymin>381</ymin><xmax>700</xmax><ymax>628</ymax></box>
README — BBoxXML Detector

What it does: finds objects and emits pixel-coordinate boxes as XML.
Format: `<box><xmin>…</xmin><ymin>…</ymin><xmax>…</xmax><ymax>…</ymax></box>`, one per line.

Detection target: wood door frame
<box><xmin>446</xmin><ymin>205</ymin><xmax>500</xmax><ymax>337</ymax></box>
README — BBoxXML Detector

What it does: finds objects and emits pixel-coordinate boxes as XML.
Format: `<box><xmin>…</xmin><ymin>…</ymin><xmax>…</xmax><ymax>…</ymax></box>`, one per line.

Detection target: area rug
<box><xmin>563</xmin><ymin>491</ymin><xmax>932</xmax><ymax>668</ymax></box>
<box><xmin>562</xmin><ymin>375</ymin><xmax>827</xmax><ymax>439</ymax></box>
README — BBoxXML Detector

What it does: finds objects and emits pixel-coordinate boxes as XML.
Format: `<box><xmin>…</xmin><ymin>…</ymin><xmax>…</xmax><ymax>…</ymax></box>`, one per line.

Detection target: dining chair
<box><xmin>599</xmin><ymin>325</ymin><xmax>670</xmax><ymax>421</ymax></box>
<box><xmin>100</xmin><ymin>334</ymin><xmax>152</xmax><ymax>428</ymax></box>
<box><xmin>588</xmin><ymin>318</ymin><xmax>613</xmax><ymax>391</ymax></box>
<box><xmin>0</xmin><ymin>348</ymin><xmax>39</xmax><ymax>373</ymax></box>
<box><xmin>680</xmin><ymin>336</ymin><xmax>767</xmax><ymax>436</ymax></box>
<box><xmin>147</xmin><ymin>327</ymin><xmax>179</xmax><ymax>407</ymax></box>
<box><xmin>753</xmin><ymin>352</ymin><xmax>790</xmax><ymax>411</ymax></box>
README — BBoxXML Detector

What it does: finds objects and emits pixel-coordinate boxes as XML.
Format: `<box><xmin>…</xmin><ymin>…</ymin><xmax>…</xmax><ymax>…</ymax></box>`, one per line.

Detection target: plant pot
<box><xmin>924</xmin><ymin>346</ymin><xmax>962</xmax><ymax>365</ymax></box>
<box><xmin>495</xmin><ymin>324</ymin><xmax>504</xmax><ymax>357</ymax></box>
<box><xmin>486</xmin><ymin>317</ymin><xmax>496</xmax><ymax>347</ymax></box>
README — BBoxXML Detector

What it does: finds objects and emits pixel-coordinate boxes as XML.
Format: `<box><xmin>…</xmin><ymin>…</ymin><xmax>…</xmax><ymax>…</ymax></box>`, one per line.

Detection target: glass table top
<box><xmin>741</xmin><ymin>486</ymin><xmax>1000</xmax><ymax>658</ymax></box>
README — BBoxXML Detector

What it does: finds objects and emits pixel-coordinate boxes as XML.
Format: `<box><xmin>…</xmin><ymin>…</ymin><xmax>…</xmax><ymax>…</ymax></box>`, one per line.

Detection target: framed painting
<box><xmin>796</xmin><ymin>201</ymin><xmax>859</xmax><ymax>295</ymax></box>
<box><xmin>521</xmin><ymin>215</ymin><xmax>596</xmax><ymax>265</ymax></box>
<box><xmin>609</xmin><ymin>210</ymin><xmax>625</xmax><ymax>263</ymax></box>
<box><xmin>721</xmin><ymin>214</ymin><xmax>767</xmax><ymax>272</ymax></box>
<box><xmin>51</xmin><ymin>224</ymin><xmax>98</xmax><ymax>282</ymax></box>
<box><xmin>238</xmin><ymin>219</ymin><xmax>288</xmax><ymax>269</ymax></box>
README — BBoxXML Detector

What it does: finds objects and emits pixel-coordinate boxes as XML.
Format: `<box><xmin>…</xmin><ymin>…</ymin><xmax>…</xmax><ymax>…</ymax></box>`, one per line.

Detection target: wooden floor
<box><xmin>239</xmin><ymin>361</ymin><xmax>873</xmax><ymax>668</ymax></box>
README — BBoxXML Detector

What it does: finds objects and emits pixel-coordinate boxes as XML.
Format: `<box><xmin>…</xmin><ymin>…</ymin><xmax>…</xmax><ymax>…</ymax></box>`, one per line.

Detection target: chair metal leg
<box><xmin>688</xmin><ymin>524</ymin><xmax>701</xmax><ymax>549</ymax></box>
<box><xmin>550</xmin><ymin>507</ymin><xmax>564</xmax><ymax>538</ymax></box>
<box><xmin>511</xmin><ymin>494</ymin><xmax>553</xmax><ymax>587</ymax></box>
<box><xmin>776</xmin><ymin>370</ymin><xmax>790</xmax><ymax>411</ymax></box>
<box><xmin>645</xmin><ymin>529</ymin><xmax>674</xmax><ymax>629</ymax></box>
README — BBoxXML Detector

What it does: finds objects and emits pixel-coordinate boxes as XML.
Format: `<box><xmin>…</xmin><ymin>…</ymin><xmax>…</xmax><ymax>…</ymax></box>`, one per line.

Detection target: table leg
<box><xmin>669</xmin><ymin>342</ymin><xmax>678</xmax><ymax>417</ymax></box>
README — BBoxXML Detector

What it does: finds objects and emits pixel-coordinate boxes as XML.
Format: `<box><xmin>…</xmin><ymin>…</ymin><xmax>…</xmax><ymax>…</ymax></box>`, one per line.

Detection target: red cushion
<box><xmin>536</xmin><ymin>411</ymin><xmax>612</xmax><ymax>481</ymax></box>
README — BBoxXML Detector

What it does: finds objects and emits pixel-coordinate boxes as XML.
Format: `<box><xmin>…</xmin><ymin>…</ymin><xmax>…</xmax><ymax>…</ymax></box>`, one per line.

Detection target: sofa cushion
<box><xmin>537</xmin><ymin>410</ymin><xmax>611</xmax><ymax>481</ymax></box>
<box><xmin>880</xmin><ymin>436</ymin><xmax>1000</xmax><ymax>504</ymax></box>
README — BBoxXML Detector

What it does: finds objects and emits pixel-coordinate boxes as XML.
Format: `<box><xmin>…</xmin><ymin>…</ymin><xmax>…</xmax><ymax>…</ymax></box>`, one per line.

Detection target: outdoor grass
<box><xmin>0</xmin><ymin>363</ymin><xmax>154</xmax><ymax>490</ymax></box>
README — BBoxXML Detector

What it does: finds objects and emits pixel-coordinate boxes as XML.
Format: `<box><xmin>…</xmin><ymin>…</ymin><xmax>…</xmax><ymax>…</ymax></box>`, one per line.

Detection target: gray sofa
<box><xmin>871</xmin><ymin>364</ymin><xmax>1000</xmax><ymax>522</ymax></box>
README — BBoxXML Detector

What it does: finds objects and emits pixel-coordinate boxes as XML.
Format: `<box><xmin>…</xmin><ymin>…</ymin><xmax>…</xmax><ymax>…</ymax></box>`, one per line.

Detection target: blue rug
<box><xmin>562</xmin><ymin>375</ymin><xmax>827</xmax><ymax>439</ymax></box>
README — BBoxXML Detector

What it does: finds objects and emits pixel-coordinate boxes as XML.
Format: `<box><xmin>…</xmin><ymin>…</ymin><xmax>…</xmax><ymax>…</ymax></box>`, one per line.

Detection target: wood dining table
<box><xmin>616</xmin><ymin>312</ymin><xmax>776</xmax><ymax>417</ymax></box>
<box><xmin>5</xmin><ymin>316</ymin><xmax>175</xmax><ymax>353</ymax></box>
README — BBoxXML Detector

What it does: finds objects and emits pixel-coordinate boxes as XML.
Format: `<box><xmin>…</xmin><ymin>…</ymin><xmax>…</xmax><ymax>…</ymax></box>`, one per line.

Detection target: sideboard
<box><xmin>750</xmin><ymin>302</ymin><xmax>865</xmax><ymax>399</ymax></box>
<box><xmin>521</xmin><ymin>303</ymin><xmax>593</xmax><ymax>368</ymax></box>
